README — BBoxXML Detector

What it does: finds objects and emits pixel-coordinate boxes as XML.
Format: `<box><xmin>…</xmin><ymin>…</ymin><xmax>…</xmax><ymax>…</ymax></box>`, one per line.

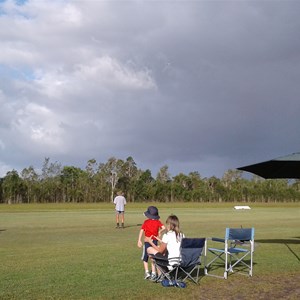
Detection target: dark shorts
<box><xmin>115</xmin><ymin>210</ymin><xmax>124</xmax><ymax>214</ymax></box>
<box><xmin>142</xmin><ymin>240</ymin><xmax>158</xmax><ymax>262</ymax></box>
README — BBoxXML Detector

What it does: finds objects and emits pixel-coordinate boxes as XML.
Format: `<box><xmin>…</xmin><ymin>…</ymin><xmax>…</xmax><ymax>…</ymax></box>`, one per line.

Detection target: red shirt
<box><xmin>142</xmin><ymin>219</ymin><xmax>164</xmax><ymax>238</ymax></box>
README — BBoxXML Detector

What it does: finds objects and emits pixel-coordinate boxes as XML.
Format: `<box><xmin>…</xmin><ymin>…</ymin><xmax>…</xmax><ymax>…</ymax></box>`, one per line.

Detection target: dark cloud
<box><xmin>0</xmin><ymin>0</ymin><xmax>300</xmax><ymax>178</ymax></box>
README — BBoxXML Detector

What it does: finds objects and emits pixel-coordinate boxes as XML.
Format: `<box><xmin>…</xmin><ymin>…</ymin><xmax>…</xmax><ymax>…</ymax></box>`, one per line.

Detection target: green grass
<box><xmin>0</xmin><ymin>203</ymin><xmax>299</xmax><ymax>299</ymax></box>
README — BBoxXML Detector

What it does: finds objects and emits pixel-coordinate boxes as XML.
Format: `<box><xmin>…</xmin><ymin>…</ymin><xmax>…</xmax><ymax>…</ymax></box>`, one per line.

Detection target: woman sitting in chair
<box><xmin>146</xmin><ymin>214</ymin><xmax>185</xmax><ymax>280</ymax></box>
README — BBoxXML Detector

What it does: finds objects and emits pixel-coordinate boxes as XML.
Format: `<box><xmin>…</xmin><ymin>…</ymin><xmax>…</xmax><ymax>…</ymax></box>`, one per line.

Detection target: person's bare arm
<box><xmin>158</xmin><ymin>226</ymin><xmax>166</xmax><ymax>238</ymax></box>
<box><xmin>145</xmin><ymin>236</ymin><xmax>167</xmax><ymax>254</ymax></box>
<box><xmin>137</xmin><ymin>229</ymin><xmax>144</xmax><ymax>248</ymax></box>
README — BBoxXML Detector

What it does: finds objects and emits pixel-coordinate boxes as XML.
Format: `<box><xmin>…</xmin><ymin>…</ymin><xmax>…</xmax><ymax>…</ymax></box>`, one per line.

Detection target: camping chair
<box><xmin>204</xmin><ymin>228</ymin><xmax>255</xmax><ymax>279</ymax></box>
<box><xmin>151</xmin><ymin>238</ymin><xmax>206</xmax><ymax>285</ymax></box>
<box><xmin>177</xmin><ymin>238</ymin><xmax>206</xmax><ymax>283</ymax></box>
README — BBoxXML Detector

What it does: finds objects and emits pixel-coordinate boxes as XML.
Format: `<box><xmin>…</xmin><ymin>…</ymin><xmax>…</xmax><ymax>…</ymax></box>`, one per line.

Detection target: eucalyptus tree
<box><xmin>222</xmin><ymin>169</ymin><xmax>242</xmax><ymax>189</ymax></box>
<box><xmin>133</xmin><ymin>169</ymin><xmax>154</xmax><ymax>202</ymax></box>
<box><xmin>222</xmin><ymin>169</ymin><xmax>243</xmax><ymax>202</ymax></box>
<box><xmin>155</xmin><ymin>165</ymin><xmax>172</xmax><ymax>202</ymax></box>
<box><xmin>86</xmin><ymin>159</ymin><xmax>98</xmax><ymax>177</ymax></box>
<box><xmin>291</xmin><ymin>179</ymin><xmax>300</xmax><ymax>192</ymax></box>
<box><xmin>156</xmin><ymin>165</ymin><xmax>171</xmax><ymax>183</ymax></box>
<box><xmin>41</xmin><ymin>158</ymin><xmax>62</xmax><ymax>179</ymax></box>
<box><xmin>40</xmin><ymin>158</ymin><xmax>62</xmax><ymax>202</ymax></box>
<box><xmin>21</xmin><ymin>166</ymin><xmax>39</xmax><ymax>203</ymax></box>
<box><xmin>173</xmin><ymin>171</ymin><xmax>203</xmax><ymax>202</ymax></box>
<box><xmin>172</xmin><ymin>173</ymin><xmax>192</xmax><ymax>201</ymax></box>
<box><xmin>61</xmin><ymin>166</ymin><xmax>86</xmax><ymax>202</ymax></box>
<box><xmin>98</xmin><ymin>157</ymin><xmax>125</xmax><ymax>202</ymax></box>
<box><xmin>188</xmin><ymin>171</ymin><xmax>207</xmax><ymax>202</ymax></box>
<box><xmin>290</xmin><ymin>180</ymin><xmax>300</xmax><ymax>202</ymax></box>
<box><xmin>246</xmin><ymin>175</ymin><xmax>265</xmax><ymax>202</ymax></box>
<box><xmin>119</xmin><ymin>156</ymin><xmax>138</xmax><ymax>201</ymax></box>
<box><xmin>84</xmin><ymin>159</ymin><xmax>99</xmax><ymax>202</ymax></box>
<box><xmin>267</xmin><ymin>179</ymin><xmax>289</xmax><ymax>202</ymax></box>
<box><xmin>94</xmin><ymin>164</ymin><xmax>110</xmax><ymax>202</ymax></box>
<box><xmin>206</xmin><ymin>176</ymin><xmax>224</xmax><ymax>202</ymax></box>
<box><xmin>2</xmin><ymin>170</ymin><xmax>23</xmax><ymax>204</ymax></box>
<box><xmin>188</xmin><ymin>172</ymin><xmax>202</xmax><ymax>188</ymax></box>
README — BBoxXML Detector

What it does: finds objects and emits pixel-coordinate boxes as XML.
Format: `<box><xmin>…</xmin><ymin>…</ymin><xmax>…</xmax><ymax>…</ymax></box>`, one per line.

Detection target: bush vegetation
<box><xmin>1</xmin><ymin>157</ymin><xmax>300</xmax><ymax>204</ymax></box>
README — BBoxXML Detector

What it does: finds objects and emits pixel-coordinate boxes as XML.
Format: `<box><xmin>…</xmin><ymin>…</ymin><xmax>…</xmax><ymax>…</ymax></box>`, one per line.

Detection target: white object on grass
<box><xmin>234</xmin><ymin>205</ymin><xmax>251</xmax><ymax>210</ymax></box>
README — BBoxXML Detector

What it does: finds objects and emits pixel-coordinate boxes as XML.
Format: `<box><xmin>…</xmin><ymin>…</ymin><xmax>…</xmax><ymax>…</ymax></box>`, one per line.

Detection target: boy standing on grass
<box><xmin>137</xmin><ymin>206</ymin><xmax>165</xmax><ymax>281</ymax></box>
<box><xmin>113</xmin><ymin>191</ymin><xmax>126</xmax><ymax>229</ymax></box>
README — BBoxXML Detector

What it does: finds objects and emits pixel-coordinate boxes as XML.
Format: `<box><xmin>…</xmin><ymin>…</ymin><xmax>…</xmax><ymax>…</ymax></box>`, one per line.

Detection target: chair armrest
<box><xmin>211</xmin><ymin>237</ymin><xmax>225</xmax><ymax>243</ymax></box>
<box><xmin>149</xmin><ymin>254</ymin><xmax>168</xmax><ymax>262</ymax></box>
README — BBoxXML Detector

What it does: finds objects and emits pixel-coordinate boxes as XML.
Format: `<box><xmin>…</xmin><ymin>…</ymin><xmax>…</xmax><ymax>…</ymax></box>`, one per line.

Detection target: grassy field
<box><xmin>0</xmin><ymin>202</ymin><xmax>299</xmax><ymax>300</ymax></box>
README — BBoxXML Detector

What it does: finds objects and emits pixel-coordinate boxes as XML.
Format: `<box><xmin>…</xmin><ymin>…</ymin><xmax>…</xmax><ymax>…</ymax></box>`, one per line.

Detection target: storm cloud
<box><xmin>1</xmin><ymin>0</ymin><xmax>300</xmax><ymax>178</ymax></box>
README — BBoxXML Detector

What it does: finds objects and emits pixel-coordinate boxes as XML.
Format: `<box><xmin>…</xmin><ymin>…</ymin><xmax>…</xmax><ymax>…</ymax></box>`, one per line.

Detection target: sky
<box><xmin>1</xmin><ymin>0</ymin><xmax>300</xmax><ymax>179</ymax></box>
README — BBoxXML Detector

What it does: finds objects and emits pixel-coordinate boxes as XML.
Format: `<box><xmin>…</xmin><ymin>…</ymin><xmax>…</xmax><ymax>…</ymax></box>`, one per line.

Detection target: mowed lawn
<box><xmin>0</xmin><ymin>203</ymin><xmax>299</xmax><ymax>300</ymax></box>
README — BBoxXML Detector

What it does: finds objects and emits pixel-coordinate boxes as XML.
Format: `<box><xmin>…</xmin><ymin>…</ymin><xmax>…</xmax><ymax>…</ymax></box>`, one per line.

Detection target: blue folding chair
<box><xmin>151</xmin><ymin>238</ymin><xmax>206</xmax><ymax>285</ymax></box>
<box><xmin>177</xmin><ymin>238</ymin><xmax>206</xmax><ymax>284</ymax></box>
<box><xmin>204</xmin><ymin>228</ymin><xmax>255</xmax><ymax>279</ymax></box>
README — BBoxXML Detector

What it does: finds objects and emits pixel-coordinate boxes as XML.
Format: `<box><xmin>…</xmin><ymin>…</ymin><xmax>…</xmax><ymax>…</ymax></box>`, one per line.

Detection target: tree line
<box><xmin>1</xmin><ymin>157</ymin><xmax>299</xmax><ymax>204</ymax></box>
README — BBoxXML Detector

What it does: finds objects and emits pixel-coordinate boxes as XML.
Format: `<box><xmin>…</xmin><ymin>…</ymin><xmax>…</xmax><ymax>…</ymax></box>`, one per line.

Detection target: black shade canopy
<box><xmin>237</xmin><ymin>152</ymin><xmax>300</xmax><ymax>179</ymax></box>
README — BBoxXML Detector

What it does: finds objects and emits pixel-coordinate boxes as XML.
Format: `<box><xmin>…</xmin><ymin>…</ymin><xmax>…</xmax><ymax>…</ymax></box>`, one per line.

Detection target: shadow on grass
<box><xmin>256</xmin><ymin>238</ymin><xmax>300</xmax><ymax>262</ymax></box>
<box><xmin>256</xmin><ymin>238</ymin><xmax>300</xmax><ymax>244</ymax></box>
<box><xmin>123</xmin><ymin>224</ymin><xmax>142</xmax><ymax>228</ymax></box>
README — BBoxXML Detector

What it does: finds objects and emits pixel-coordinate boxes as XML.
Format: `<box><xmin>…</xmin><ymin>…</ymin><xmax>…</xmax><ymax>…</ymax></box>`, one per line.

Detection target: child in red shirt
<box><xmin>137</xmin><ymin>206</ymin><xmax>165</xmax><ymax>280</ymax></box>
